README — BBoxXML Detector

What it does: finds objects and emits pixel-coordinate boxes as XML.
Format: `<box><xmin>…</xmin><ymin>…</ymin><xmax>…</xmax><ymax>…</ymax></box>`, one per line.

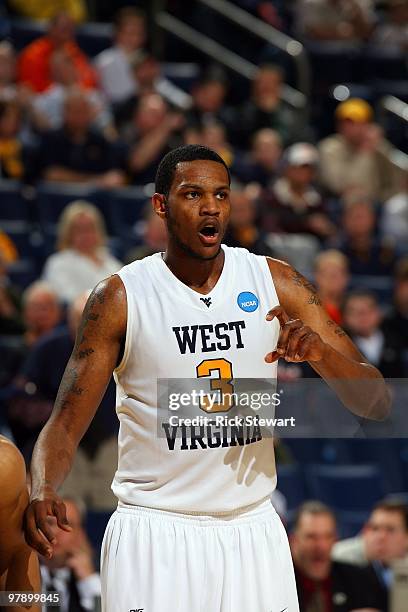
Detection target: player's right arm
<box><xmin>24</xmin><ymin>275</ymin><xmax>127</xmax><ymax>557</ymax></box>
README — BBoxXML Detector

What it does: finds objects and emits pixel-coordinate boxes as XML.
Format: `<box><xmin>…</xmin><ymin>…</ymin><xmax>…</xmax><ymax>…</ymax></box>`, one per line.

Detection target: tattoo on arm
<box><xmin>75</xmin><ymin>286</ymin><xmax>103</xmax><ymax>348</ymax></box>
<box><xmin>55</xmin><ymin>366</ymin><xmax>84</xmax><ymax>407</ymax></box>
<box><xmin>291</xmin><ymin>271</ymin><xmax>322</xmax><ymax>306</ymax></box>
<box><xmin>327</xmin><ymin>319</ymin><xmax>347</xmax><ymax>337</ymax></box>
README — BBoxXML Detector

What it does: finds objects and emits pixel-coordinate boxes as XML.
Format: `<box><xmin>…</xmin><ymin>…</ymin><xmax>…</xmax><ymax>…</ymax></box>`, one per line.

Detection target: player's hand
<box><xmin>24</xmin><ymin>489</ymin><xmax>72</xmax><ymax>558</ymax></box>
<box><xmin>264</xmin><ymin>306</ymin><xmax>326</xmax><ymax>363</ymax></box>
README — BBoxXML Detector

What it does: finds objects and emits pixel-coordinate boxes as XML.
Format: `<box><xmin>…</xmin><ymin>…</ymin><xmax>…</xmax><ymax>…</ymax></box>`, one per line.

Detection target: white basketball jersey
<box><xmin>112</xmin><ymin>245</ymin><xmax>281</xmax><ymax>513</ymax></box>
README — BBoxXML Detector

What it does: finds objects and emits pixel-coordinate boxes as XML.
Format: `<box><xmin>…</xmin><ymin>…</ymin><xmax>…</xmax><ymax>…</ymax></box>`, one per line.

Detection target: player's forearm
<box><xmin>29</xmin><ymin>417</ymin><xmax>78</xmax><ymax>499</ymax></box>
<box><xmin>311</xmin><ymin>343</ymin><xmax>391</xmax><ymax>420</ymax></box>
<box><xmin>30</xmin><ymin>358</ymin><xmax>112</xmax><ymax>498</ymax></box>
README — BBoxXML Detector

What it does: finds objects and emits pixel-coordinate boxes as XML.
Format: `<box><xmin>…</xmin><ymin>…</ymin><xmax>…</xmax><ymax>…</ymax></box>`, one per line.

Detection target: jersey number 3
<box><xmin>196</xmin><ymin>358</ymin><xmax>235</xmax><ymax>413</ymax></box>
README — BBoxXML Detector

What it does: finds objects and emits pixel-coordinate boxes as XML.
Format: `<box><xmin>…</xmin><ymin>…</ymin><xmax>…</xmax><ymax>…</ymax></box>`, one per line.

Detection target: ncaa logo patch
<box><xmin>237</xmin><ymin>291</ymin><xmax>259</xmax><ymax>312</ymax></box>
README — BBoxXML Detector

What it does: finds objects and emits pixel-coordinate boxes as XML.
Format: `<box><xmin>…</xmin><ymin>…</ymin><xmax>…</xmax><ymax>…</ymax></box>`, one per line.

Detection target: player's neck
<box><xmin>163</xmin><ymin>247</ymin><xmax>225</xmax><ymax>293</ymax></box>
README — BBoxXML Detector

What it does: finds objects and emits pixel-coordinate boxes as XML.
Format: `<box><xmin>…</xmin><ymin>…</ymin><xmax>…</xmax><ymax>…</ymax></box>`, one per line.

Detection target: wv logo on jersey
<box><xmin>237</xmin><ymin>291</ymin><xmax>259</xmax><ymax>312</ymax></box>
<box><xmin>200</xmin><ymin>297</ymin><xmax>212</xmax><ymax>308</ymax></box>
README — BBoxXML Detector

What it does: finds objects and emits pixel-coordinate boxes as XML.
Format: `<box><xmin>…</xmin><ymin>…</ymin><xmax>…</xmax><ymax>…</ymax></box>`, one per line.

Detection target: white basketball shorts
<box><xmin>100</xmin><ymin>499</ymin><xmax>299</xmax><ymax>612</ymax></box>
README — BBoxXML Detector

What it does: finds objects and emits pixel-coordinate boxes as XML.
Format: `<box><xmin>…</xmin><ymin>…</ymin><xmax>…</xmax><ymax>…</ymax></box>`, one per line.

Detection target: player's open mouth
<box><xmin>198</xmin><ymin>223</ymin><xmax>220</xmax><ymax>245</ymax></box>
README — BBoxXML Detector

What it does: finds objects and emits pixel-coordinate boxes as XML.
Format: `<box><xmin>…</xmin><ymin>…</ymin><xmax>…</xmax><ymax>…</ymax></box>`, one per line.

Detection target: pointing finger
<box><xmin>266</xmin><ymin>306</ymin><xmax>290</xmax><ymax>327</ymax></box>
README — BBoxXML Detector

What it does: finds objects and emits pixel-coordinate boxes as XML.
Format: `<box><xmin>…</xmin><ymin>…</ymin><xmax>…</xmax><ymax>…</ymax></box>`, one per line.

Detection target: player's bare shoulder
<box><xmin>73</xmin><ymin>274</ymin><xmax>127</xmax><ymax>354</ymax></box>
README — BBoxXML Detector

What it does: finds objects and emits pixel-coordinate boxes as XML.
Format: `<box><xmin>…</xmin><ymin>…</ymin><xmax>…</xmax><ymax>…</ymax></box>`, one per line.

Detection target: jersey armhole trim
<box><xmin>114</xmin><ymin>277</ymin><xmax>132</xmax><ymax>375</ymax></box>
<box><xmin>261</xmin><ymin>255</ymin><xmax>280</xmax><ymax>307</ymax></box>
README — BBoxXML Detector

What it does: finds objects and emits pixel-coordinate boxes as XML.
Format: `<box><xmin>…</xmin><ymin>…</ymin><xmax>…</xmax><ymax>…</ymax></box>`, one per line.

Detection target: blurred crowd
<box><xmin>0</xmin><ymin>3</ymin><xmax>407</xmax><ymax>608</ymax></box>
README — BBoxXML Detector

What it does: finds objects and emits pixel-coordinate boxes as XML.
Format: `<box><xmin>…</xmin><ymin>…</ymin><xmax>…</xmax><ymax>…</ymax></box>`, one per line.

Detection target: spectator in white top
<box><xmin>372</xmin><ymin>0</ymin><xmax>408</xmax><ymax>53</ymax></box>
<box><xmin>95</xmin><ymin>7</ymin><xmax>146</xmax><ymax>104</ymax></box>
<box><xmin>43</xmin><ymin>200</ymin><xmax>122</xmax><ymax>304</ymax></box>
<box><xmin>381</xmin><ymin>174</ymin><xmax>408</xmax><ymax>243</ymax></box>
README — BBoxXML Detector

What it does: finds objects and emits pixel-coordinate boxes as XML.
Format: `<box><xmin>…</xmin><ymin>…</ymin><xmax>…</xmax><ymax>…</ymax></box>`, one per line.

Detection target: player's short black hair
<box><xmin>155</xmin><ymin>145</ymin><xmax>231</xmax><ymax>198</ymax></box>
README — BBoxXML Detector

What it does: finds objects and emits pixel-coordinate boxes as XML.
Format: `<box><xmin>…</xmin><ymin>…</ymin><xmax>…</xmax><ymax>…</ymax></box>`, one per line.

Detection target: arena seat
<box><xmin>0</xmin><ymin>180</ymin><xmax>30</xmax><ymax>225</ymax></box>
<box><xmin>336</xmin><ymin>509</ymin><xmax>369</xmax><ymax>538</ymax></box>
<box><xmin>36</xmin><ymin>183</ymin><xmax>112</xmax><ymax>233</ymax></box>
<box><xmin>162</xmin><ymin>62</ymin><xmax>200</xmax><ymax>93</ymax></box>
<box><xmin>363</xmin><ymin>47</ymin><xmax>408</xmax><ymax>82</ymax></box>
<box><xmin>7</xmin><ymin>259</ymin><xmax>38</xmax><ymax>289</ymax></box>
<box><xmin>10</xmin><ymin>18</ymin><xmax>46</xmax><ymax>50</ymax></box>
<box><xmin>283</xmin><ymin>438</ymin><xmax>354</xmax><ymax>466</ymax></box>
<box><xmin>108</xmin><ymin>186</ymin><xmax>148</xmax><ymax>236</ymax></box>
<box><xmin>76</xmin><ymin>22</ymin><xmax>113</xmax><ymax>57</ymax></box>
<box><xmin>306</xmin><ymin>464</ymin><xmax>385</xmax><ymax>512</ymax></box>
<box><xmin>346</xmin><ymin>439</ymin><xmax>405</xmax><ymax>494</ymax></box>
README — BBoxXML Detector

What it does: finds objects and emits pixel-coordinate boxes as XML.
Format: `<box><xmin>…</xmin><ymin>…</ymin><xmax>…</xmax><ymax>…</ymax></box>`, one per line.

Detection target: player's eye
<box><xmin>216</xmin><ymin>191</ymin><xmax>228</xmax><ymax>200</ymax></box>
<box><xmin>185</xmin><ymin>191</ymin><xmax>199</xmax><ymax>200</ymax></box>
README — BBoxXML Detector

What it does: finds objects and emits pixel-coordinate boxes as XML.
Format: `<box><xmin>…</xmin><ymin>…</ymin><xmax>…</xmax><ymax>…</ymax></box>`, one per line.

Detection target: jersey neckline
<box><xmin>153</xmin><ymin>245</ymin><xmax>234</xmax><ymax>311</ymax></box>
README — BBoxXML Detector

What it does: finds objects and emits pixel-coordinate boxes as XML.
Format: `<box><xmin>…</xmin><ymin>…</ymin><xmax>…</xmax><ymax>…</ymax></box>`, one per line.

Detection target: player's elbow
<box><xmin>365</xmin><ymin>384</ymin><xmax>392</xmax><ymax>421</ymax></box>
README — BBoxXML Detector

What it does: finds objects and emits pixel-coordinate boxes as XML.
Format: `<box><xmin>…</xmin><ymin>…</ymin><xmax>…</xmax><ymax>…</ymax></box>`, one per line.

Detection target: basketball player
<box><xmin>0</xmin><ymin>435</ymin><xmax>40</xmax><ymax>611</ymax></box>
<box><xmin>24</xmin><ymin>145</ymin><xmax>390</xmax><ymax>611</ymax></box>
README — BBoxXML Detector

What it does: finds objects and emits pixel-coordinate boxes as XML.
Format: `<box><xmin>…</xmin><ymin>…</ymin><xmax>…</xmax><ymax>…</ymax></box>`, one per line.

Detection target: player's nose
<box><xmin>199</xmin><ymin>194</ymin><xmax>221</xmax><ymax>216</ymax></box>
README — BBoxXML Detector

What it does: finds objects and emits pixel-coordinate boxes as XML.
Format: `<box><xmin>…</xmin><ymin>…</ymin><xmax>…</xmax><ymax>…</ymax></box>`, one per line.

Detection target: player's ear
<box><xmin>152</xmin><ymin>193</ymin><xmax>167</xmax><ymax>219</ymax></box>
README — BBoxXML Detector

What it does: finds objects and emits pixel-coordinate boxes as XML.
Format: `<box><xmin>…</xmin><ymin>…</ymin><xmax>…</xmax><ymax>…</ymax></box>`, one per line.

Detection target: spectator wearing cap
<box><xmin>295</xmin><ymin>0</ymin><xmax>375</xmax><ymax>43</ymax></box>
<box><xmin>319</xmin><ymin>98</ymin><xmax>403</xmax><ymax>202</ymax></box>
<box><xmin>372</xmin><ymin>0</ymin><xmax>408</xmax><ymax>53</ymax></box>
<box><xmin>342</xmin><ymin>290</ymin><xmax>405</xmax><ymax>377</ymax></box>
<box><xmin>231</xmin><ymin>128</ymin><xmax>282</xmax><ymax>188</ymax></box>
<box><xmin>95</xmin><ymin>7</ymin><xmax>146</xmax><ymax>105</ymax></box>
<box><xmin>17</xmin><ymin>11</ymin><xmax>97</xmax><ymax>93</ymax></box>
<box><xmin>42</xmin><ymin>201</ymin><xmax>122</xmax><ymax>304</ymax></box>
<box><xmin>314</xmin><ymin>250</ymin><xmax>350</xmax><ymax>325</ymax></box>
<box><xmin>383</xmin><ymin>258</ymin><xmax>408</xmax><ymax>363</ymax></box>
<box><xmin>8</xmin><ymin>0</ymin><xmax>87</xmax><ymax>22</ymax></box>
<box><xmin>262</xmin><ymin>142</ymin><xmax>335</xmax><ymax>240</ymax></box>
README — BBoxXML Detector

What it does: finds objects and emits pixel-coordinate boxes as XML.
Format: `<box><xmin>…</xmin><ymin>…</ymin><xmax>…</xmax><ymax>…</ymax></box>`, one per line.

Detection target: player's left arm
<box><xmin>266</xmin><ymin>258</ymin><xmax>391</xmax><ymax>420</ymax></box>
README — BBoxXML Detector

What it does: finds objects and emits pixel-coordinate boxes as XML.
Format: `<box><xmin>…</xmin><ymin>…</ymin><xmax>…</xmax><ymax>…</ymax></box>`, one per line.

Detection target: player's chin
<box><xmin>195</xmin><ymin>241</ymin><xmax>222</xmax><ymax>260</ymax></box>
